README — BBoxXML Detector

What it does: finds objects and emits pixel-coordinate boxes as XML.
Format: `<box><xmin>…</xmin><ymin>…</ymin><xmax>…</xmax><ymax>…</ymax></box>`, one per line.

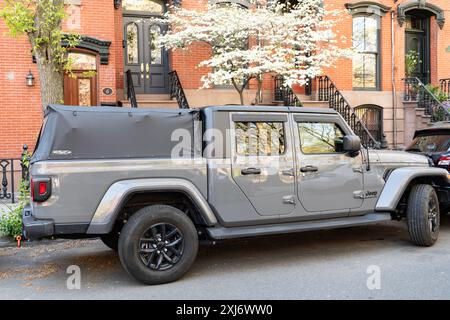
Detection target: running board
<box><xmin>206</xmin><ymin>213</ymin><xmax>392</xmax><ymax>240</ymax></box>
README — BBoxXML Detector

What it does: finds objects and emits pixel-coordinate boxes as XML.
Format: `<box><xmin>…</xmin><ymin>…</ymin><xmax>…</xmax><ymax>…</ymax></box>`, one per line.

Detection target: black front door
<box><xmin>124</xmin><ymin>15</ymin><xmax>169</xmax><ymax>94</ymax></box>
<box><xmin>405</xmin><ymin>14</ymin><xmax>430</xmax><ymax>84</ymax></box>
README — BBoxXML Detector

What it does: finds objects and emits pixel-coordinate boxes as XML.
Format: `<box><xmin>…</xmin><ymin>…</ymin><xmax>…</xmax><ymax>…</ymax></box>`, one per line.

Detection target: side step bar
<box><xmin>206</xmin><ymin>213</ymin><xmax>392</xmax><ymax>240</ymax></box>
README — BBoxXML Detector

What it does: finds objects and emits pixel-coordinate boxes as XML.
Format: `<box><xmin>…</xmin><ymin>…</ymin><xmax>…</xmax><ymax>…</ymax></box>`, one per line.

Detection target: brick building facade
<box><xmin>0</xmin><ymin>0</ymin><xmax>449</xmax><ymax>157</ymax></box>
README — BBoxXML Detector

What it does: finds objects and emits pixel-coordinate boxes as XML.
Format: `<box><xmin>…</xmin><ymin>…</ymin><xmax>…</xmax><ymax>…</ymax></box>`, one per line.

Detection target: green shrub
<box><xmin>425</xmin><ymin>84</ymin><xmax>449</xmax><ymax>103</ymax></box>
<box><xmin>0</xmin><ymin>204</ymin><xmax>24</xmax><ymax>238</ymax></box>
<box><xmin>0</xmin><ymin>151</ymin><xmax>31</xmax><ymax>239</ymax></box>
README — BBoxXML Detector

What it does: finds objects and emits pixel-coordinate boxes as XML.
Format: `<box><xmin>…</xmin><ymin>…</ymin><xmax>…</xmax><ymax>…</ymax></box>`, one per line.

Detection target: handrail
<box><xmin>440</xmin><ymin>78</ymin><xmax>450</xmax><ymax>100</ymax></box>
<box><xmin>168</xmin><ymin>71</ymin><xmax>190</xmax><ymax>109</ymax></box>
<box><xmin>403</xmin><ymin>77</ymin><xmax>450</xmax><ymax>122</ymax></box>
<box><xmin>125</xmin><ymin>70</ymin><xmax>138</xmax><ymax>108</ymax></box>
<box><xmin>317</xmin><ymin>75</ymin><xmax>380</xmax><ymax>148</ymax></box>
<box><xmin>273</xmin><ymin>75</ymin><xmax>302</xmax><ymax>107</ymax></box>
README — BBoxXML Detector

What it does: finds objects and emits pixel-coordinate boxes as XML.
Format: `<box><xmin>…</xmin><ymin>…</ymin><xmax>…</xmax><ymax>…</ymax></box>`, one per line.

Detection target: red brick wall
<box><xmin>0</xmin><ymin>0</ymin><xmax>120</xmax><ymax>157</ymax></box>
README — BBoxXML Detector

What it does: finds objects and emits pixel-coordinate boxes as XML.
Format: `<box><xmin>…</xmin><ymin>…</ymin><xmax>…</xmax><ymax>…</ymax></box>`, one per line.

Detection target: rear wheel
<box><xmin>118</xmin><ymin>205</ymin><xmax>198</xmax><ymax>285</ymax></box>
<box><xmin>407</xmin><ymin>184</ymin><xmax>440</xmax><ymax>247</ymax></box>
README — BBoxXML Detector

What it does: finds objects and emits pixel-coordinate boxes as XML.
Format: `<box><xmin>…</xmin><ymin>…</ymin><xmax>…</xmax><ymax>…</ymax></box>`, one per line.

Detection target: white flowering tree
<box><xmin>158</xmin><ymin>0</ymin><xmax>350</xmax><ymax>104</ymax></box>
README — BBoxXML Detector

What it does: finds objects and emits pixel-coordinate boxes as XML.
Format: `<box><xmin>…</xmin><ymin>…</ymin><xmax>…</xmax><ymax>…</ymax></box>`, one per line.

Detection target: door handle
<box><xmin>300</xmin><ymin>165</ymin><xmax>318</xmax><ymax>173</ymax></box>
<box><xmin>140</xmin><ymin>63</ymin><xmax>144</xmax><ymax>78</ymax></box>
<box><xmin>146</xmin><ymin>63</ymin><xmax>150</xmax><ymax>73</ymax></box>
<box><xmin>282</xmin><ymin>168</ymin><xmax>295</xmax><ymax>176</ymax></box>
<box><xmin>241</xmin><ymin>167</ymin><xmax>261</xmax><ymax>175</ymax></box>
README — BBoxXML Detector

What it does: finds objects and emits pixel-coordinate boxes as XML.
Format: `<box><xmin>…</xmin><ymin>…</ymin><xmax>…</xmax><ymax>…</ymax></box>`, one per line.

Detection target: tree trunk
<box><xmin>35</xmin><ymin>53</ymin><xmax>64</xmax><ymax>112</ymax></box>
<box><xmin>255</xmin><ymin>76</ymin><xmax>263</xmax><ymax>104</ymax></box>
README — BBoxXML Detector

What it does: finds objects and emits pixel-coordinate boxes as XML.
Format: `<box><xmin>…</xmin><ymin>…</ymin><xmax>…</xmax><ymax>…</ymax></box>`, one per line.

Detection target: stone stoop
<box><xmin>414</xmin><ymin>107</ymin><xmax>432</xmax><ymax>129</ymax></box>
<box><xmin>121</xmin><ymin>94</ymin><xmax>179</xmax><ymax>109</ymax></box>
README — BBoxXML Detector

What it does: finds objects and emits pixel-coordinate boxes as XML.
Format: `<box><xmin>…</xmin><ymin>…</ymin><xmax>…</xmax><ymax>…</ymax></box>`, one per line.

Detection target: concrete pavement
<box><xmin>1</xmin><ymin>216</ymin><xmax>450</xmax><ymax>299</ymax></box>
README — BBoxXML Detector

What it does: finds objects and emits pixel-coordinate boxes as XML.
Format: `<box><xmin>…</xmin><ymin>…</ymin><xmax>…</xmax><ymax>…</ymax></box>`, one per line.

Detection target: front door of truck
<box><xmin>293</xmin><ymin>114</ymin><xmax>364</xmax><ymax>213</ymax></box>
<box><xmin>230</xmin><ymin>112</ymin><xmax>296</xmax><ymax>216</ymax></box>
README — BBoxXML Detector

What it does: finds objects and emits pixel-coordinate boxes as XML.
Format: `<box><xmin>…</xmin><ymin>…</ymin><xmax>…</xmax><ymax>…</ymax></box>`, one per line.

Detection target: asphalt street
<box><xmin>1</xmin><ymin>215</ymin><xmax>450</xmax><ymax>299</ymax></box>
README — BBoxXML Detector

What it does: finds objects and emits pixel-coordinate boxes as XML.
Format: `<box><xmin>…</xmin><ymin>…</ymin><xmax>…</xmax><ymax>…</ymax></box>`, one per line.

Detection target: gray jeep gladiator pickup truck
<box><xmin>23</xmin><ymin>105</ymin><xmax>450</xmax><ymax>284</ymax></box>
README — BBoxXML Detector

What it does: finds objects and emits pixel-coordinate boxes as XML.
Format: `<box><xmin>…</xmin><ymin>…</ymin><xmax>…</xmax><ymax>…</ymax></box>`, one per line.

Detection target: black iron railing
<box><xmin>169</xmin><ymin>71</ymin><xmax>190</xmax><ymax>109</ymax></box>
<box><xmin>316</xmin><ymin>75</ymin><xmax>380</xmax><ymax>148</ymax></box>
<box><xmin>440</xmin><ymin>78</ymin><xmax>450</xmax><ymax>100</ymax></box>
<box><xmin>273</xmin><ymin>75</ymin><xmax>302</xmax><ymax>107</ymax></box>
<box><xmin>126</xmin><ymin>70</ymin><xmax>138</xmax><ymax>108</ymax></box>
<box><xmin>403</xmin><ymin>77</ymin><xmax>450</xmax><ymax>122</ymax></box>
<box><xmin>0</xmin><ymin>145</ymin><xmax>30</xmax><ymax>204</ymax></box>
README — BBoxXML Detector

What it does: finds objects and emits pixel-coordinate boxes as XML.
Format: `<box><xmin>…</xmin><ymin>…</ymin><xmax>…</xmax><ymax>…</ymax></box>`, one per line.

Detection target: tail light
<box><xmin>437</xmin><ymin>156</ymin><xmax>450</xmax><ymax>172</ymax></box>
<box><xmin>31</xmin><ymin>177</ymin><xmax>52</xmax><ymax>202</ymax></box>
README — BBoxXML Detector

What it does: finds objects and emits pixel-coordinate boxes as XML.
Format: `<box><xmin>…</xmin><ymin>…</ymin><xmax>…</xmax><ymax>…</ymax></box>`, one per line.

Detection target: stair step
<box><xmin>301</xmin><ymin>101</ymin><xmax>330</xmax><ymax>108</ymax></box>
<box><xmin>121</xmin><ymin>100</ymin><xmax>179</xmax><ymax>109</ymax></box>
<box><xmin>135</xmin><ymin>94</ymin><xmax>172</xmax><ymax>101</ymax></box>
<box><xmin>206</xmin><ymin>213</ymin><xmax>392</xmax><ymax>240</ymax></box>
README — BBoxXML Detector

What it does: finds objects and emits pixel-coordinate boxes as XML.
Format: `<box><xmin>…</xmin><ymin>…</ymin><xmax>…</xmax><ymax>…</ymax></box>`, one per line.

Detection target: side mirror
<box><xmin>343</xmin><ymin>135</ymin><xmax>361</xmax><ymax>153</ymax></box>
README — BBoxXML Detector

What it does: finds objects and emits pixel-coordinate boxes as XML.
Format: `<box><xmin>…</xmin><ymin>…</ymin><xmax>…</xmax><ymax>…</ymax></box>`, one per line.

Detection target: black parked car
<box><xmin>406</xmin><ymin>124</ymin><xmax>450</xmax><ymax>171</ymax></box>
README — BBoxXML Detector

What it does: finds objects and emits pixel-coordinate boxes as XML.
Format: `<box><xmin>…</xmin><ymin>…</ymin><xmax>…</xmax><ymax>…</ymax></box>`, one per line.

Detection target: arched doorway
<box><xmin>355</xmin><ymin>105</ymin><xmax>383</xmax><ymax>142</ymax></box>
<box><xmin>64</xmin><ymin>50</ymin><xmax>98</xmax><ymax>106</ymax></box>
<box><xmin>123</xmin><ymin>0</ymin><xmax>169</xmax><ymax>94</ymax></box>
<box><xmin>398</xmin><ymin>1</ymin><xmax>446</xmax><ymax>84</ymax></box>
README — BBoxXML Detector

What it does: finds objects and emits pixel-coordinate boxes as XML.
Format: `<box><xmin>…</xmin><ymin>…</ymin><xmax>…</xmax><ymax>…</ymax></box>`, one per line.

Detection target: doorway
<box><xmin>64</xmin><ymin>51</ymin><xmax>98</xmax><ymax>106</ymax></box>
<box><xmin>405</xmin><ymin>12</ymin><xmax>430</xmax><ymax>84</ymax></box>
<box><xmin>123</xmin><ymin>0</ymin><xmax>169</xmax><ymax>94</ymax></box>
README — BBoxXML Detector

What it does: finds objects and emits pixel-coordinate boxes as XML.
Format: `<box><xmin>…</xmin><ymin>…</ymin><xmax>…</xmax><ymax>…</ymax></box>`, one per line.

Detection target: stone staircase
<box><xmin>121</xmin><ymin>94</ymin><xmax>179</xmax><ymax>109</ymax></box>
<box><xmin>273</xmin><ymin>75</ymin><xmax>381</xmax><ymax>148</ymax></box>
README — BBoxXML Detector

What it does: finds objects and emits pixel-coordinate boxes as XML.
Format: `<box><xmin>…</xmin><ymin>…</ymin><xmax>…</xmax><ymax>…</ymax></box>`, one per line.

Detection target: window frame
<box><xmin>351</xmin><ymin>13</ymin><xmax>381</xmax><ymax>91</ymax></box>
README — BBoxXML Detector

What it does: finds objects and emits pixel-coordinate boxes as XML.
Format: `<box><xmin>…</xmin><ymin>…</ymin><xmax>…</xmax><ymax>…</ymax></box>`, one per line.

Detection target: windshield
<box><xmin>406</xmin><ymin>132</ymin><xmax>450</xmax><ymax>152</ymax></box>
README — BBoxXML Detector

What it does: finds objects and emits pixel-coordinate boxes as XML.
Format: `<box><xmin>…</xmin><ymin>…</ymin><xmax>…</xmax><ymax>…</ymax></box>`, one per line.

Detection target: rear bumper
<box><xmin>22</xmin><ymin>205</ymin><xmax>54</xmax><ymax>240</ymax></box>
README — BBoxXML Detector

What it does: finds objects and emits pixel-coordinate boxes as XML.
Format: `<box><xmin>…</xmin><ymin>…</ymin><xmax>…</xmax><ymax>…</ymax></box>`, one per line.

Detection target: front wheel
<box><xmin>118</xmin><ymin>205</ymin><xmax>198</xmax><ymax>285</ymax></box>
<box><xmin>407</xmin><ymin>184</ymin><xmax>440</xmax><ymax>247</ymax></box>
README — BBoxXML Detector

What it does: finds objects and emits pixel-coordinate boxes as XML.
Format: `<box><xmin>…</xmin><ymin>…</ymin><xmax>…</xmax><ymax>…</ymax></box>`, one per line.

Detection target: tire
<box><xmin>407</xmin><ymin>184</ymin><xmax>440</xmax><ymax>247</ymax></box>
<box><xmin>100</xmin><ymin>232</ymin><xmax>119</xmax><ymax>251</ymax></box>
<box><xmin>118</xmin><ymin>205</ymin><xmax>198</xmax><ymax>285</ymax></box>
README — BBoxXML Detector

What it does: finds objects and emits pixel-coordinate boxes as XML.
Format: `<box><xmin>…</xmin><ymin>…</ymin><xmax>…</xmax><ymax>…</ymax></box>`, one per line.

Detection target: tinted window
<box><xmin>406</xmin><ymin>132</ymin><xmax>450</xmax><ymax>152</ymax></box>
<box><xmin>298</xmin><ymin>122</ymin><xmax>344</xmax><ymax>154</ymax></box>
<box><xmin>235</xmin><ymin>122</ymin><xmax>285</xmax><ymax>156</ymax></box>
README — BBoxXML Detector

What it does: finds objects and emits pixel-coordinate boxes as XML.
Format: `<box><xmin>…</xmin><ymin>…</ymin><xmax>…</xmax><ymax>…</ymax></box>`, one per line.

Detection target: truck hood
<box><xmin>369</xmin><ymin>149</ymin><xmax>429</xmax><ymax>166</ymax></box>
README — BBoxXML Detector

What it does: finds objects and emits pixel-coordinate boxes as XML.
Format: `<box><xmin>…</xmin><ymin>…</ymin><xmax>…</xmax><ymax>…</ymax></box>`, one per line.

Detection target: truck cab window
<box><xmin>298</xmin><ymin>122</ymin><xmax>344</xmax><ymax>154</ymax></box>
<box><xmin>235</xmin><ymin>121</ymin><xmax>285</xmax><ymax>156</ymax></box>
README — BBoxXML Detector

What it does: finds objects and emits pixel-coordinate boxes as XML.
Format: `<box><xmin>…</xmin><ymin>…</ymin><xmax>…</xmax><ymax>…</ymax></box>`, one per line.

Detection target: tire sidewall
<box><xmin>407</xmin><ymin>184</ymin><xmax>440</xmax><ymax>246</ymax></box>
<box><xmin>118</xmin><ymin>205</ymin><xmax>198</xmax><ymax>285</ymax></box>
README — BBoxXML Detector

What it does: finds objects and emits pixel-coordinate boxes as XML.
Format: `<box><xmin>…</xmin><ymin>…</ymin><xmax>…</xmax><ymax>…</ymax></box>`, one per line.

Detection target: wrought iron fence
<box><xmin>403</xmin><ymin>77</ymin><xmax>450</xmax><ymax>122</ymax></box>
<box><xmin>169</xmin><ymin>70</ymin><xmax>190</xmax><ymax>109</ymax></box>
<box><xmin>0</xmin><ymin>145</ymin><xmax>30</xmax><ymax>204</ymax></box>
<box><xmin>316</xmin><ymin>75</ymin><xmax>380</xmax><ymax>149</ymax></box>
<box><xmin>273</xmin><ymin>75</ymin><xmax>302</xmax><ymax>107</ymax></box>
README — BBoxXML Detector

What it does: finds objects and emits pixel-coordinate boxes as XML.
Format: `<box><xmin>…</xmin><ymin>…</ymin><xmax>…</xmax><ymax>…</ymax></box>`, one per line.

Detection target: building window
<box><xmin>235</xmin><ymin>122</ymin><xmax>286</xmax><ymax>156</ymax></box>
<box><xmin>126</xmin><ymin>23</ymin><xmax>139</xmax><ymax>64</ymax></box>
<box><xmin>352</xmin><ymin>15</ymin><xmax>380</xmax><ymax>90</ymax></box>
<box><xmin>355</xmin><ymin>104</ymin><xmax>383</xmax><ymax>142</ymax></box>
<box><xmin>122</xmin><ymin>0</ymin><xmax>164</xmax><ymax>14</ymax></box>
